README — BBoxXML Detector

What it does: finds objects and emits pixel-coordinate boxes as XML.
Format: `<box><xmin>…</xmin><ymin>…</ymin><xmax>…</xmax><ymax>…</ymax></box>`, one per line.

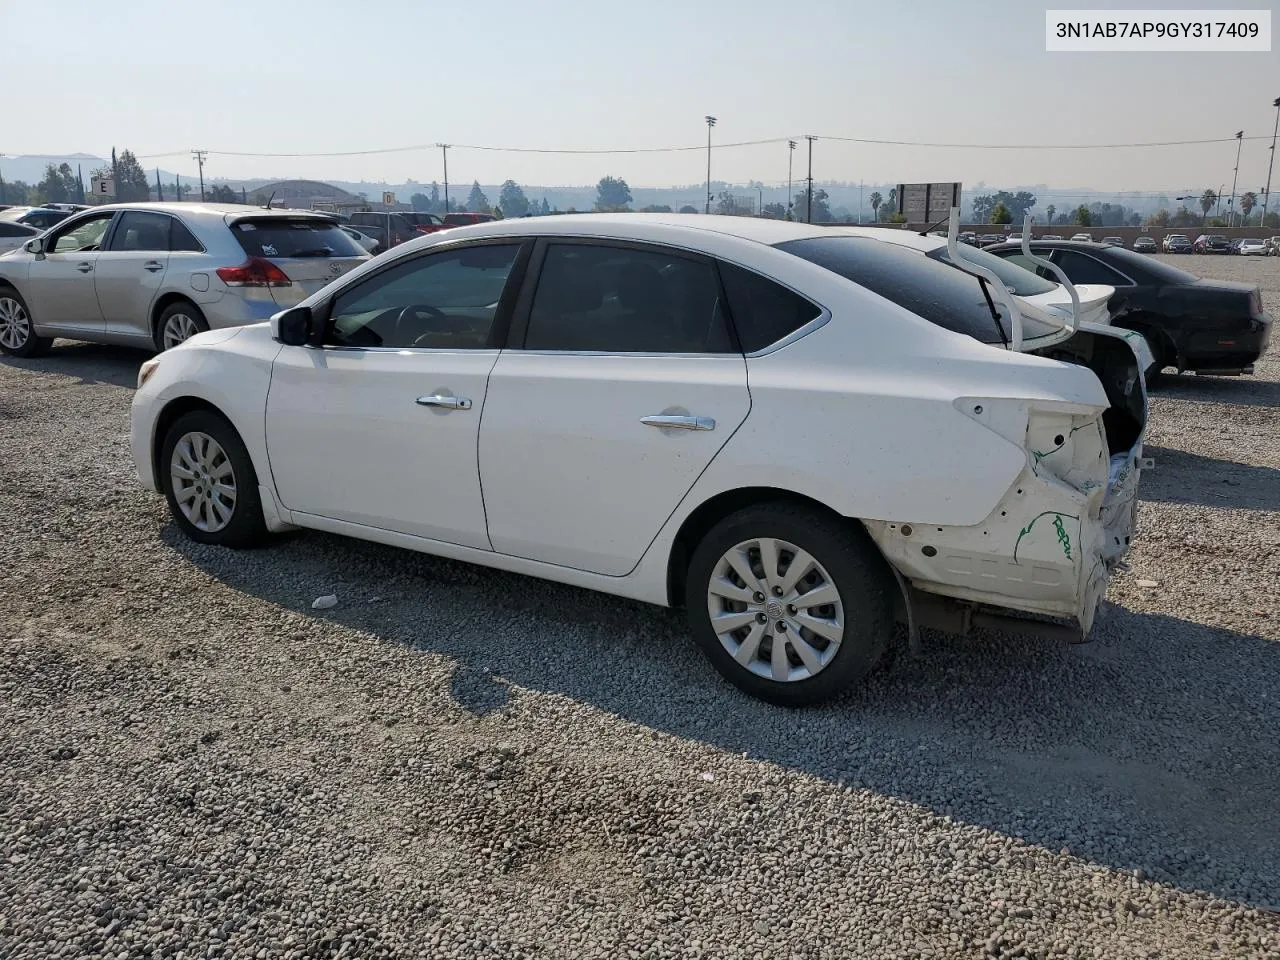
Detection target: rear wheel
<box><xmin>155</xmin><ymin>301</ymin><xmax>209</xmax><ymax>352</ymax></box>
<box><xmin>686</xmin><ymin>502</ymin><xmax>894</xmax><ymax>707</ymax></box>
<box><xmin>0</xmin><ymin>288</ymin><xmax>52</xmax><ymax>358</ymax></box>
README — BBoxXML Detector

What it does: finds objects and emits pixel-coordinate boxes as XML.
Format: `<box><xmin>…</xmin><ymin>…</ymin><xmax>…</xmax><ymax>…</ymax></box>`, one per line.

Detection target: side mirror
<box><xmin>272</xmin><ymin>305</ymin><xmax>314</xmax><ymax>346</ymax></box>
<box><xmin>24</xmin><ymin>237</ymin><xmax>45</xmax><ymax>257</ymax></box>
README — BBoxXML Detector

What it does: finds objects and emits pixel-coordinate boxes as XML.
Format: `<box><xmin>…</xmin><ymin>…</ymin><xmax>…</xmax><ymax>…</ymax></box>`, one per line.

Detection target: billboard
<box><xmin>896</xmin><ymin>182</ymin><xmax>962</xmax><ymax>223</ymax></box>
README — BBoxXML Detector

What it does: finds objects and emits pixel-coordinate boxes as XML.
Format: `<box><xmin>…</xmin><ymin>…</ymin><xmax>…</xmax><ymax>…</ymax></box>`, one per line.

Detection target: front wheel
<box><xmin>686</xmin><ymin>502</ymin><xmax>894</xmax><ymax>707</ymax></box>
<box><xmin>160</xmin><ymin>410</ymin><xmax>267</xmax><ymax>547</ymax></box>
<box><xmin>0</xmin><ymin>289</ymin><xmax>53</xmax><ymax>358</ymax></box>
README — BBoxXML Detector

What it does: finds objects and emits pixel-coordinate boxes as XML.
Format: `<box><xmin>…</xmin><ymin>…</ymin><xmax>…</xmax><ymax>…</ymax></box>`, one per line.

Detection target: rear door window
<box><xmin>230</xmin><ymin>217</ymin><xmax>364</xmax><ymax>259</ymax></box>
<box><xmin>776</xmin><ymin>236</ymin><xmax>1061</xmax><ymax>344</ymax></box>
<box><xmin>107</xmin><ymin>211</ymin><xmax>172</xmax><ymax>252</ymax></box>
<box><xmin>523</xmin><ymin>242</ymin><xmax>732</xmax><ymax>353</ymax></box>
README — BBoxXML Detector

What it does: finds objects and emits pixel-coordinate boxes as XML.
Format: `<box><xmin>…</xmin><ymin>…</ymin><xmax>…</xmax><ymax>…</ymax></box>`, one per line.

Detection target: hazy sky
<box><xmin>3</xmin><ymin>0</ymin><xmax>1278</xmax><ymax>193</ymax></box>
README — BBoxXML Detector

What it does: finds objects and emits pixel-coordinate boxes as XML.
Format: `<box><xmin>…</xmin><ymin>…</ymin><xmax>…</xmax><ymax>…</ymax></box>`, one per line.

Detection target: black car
<box><xmin>1194</xmin><ymin>234</ymin><xmax>1231</xmax><ymax>254</ymax></box>
<box><xmin>985</xmin><ymin>239</ymin><xmax>1271</xmax><ymax>377</ymax></box>
<box><xmin>345</xmin><ymin>211</ymin><xmax>420</xmax><ymax>250</ymax></box>
<box><xmin>1132</xmin><ymin>236</ymin><xmax>1157</xmax><ymax>253</ymax></box>
<box><xmin>977</xmin><ymin>233</ymin><xmax>1004</xmax><ymax>248</ymax></box>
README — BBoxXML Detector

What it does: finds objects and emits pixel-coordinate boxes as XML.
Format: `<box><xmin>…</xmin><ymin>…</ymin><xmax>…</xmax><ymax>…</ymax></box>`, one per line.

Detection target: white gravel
<box><xmin>1</xmin><ymin>255</ymin><xmax>1278</xmax><ymax>958</ymax></box>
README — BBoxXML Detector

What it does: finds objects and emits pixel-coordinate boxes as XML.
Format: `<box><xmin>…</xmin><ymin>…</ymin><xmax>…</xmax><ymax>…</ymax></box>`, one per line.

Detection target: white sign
<box><xmin>91</xmin><ymin>176</ymin><xmax>116</xmax><ymax>198</ymax></box>
<box><xmin>382</xmin><ymin>191</ymin><xmax>396</xmax><ymax>206</ymax></box>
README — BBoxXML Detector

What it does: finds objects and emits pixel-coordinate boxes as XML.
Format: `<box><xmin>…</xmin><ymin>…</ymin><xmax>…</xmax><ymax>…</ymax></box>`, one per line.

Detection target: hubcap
<box><xmin>170</xmin><ymin>432</ymin><xmax>236</xmax><ymax>533</ymax></box>
<box><xmin>162</xmin><ymin>313</ymin><xmax>200</xmax><ymax>350</ymax></box>
<box><xmin>706</xmin><ymin>537</ymin><xmax>845</xmax><ymax>683</ymax></box>
<box><xmin>0</xmin><ymin>297</ymin><xmax>31</xmax><ymax>349</ymax></box>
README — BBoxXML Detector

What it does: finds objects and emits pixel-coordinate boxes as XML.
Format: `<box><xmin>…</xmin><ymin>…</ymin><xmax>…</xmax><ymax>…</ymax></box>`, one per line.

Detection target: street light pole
<box><xmin>1263</xmin><ymin>97</ymin><xmax>1280</xmax><ymax>228</ymax></box>
<box><xmin>787</xmin><ymin>140</ymin><xmax>796</xmax><ymax>220</ymax></box>
<box><xmin>704</xmin><ymin>116</ymin><xmax>717</xmax><ymax>214</ymax></box>
<box><xmin>1228</xmin><ymin>131</ymin><xmax>1243</xmax><ymax>226</ymax></box>
<box><xmin>805</xmin><ymin>135</ymin><xmax>815</xmax><ymax>223</ymax></box>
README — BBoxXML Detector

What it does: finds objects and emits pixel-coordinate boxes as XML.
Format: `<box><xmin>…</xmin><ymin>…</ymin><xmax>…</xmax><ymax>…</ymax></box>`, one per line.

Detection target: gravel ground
<box><xmin>1</xmin><ymin>254</ymin><xmax>1278</xmax><ymax>959</ymax></box>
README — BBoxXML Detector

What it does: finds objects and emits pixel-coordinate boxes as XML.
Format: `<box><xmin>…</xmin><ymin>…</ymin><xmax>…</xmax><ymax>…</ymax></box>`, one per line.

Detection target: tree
<box><xmin>538</xmin><ymin>198</ymin><xmax>552</xmax><ymax>216</ymax></box>
<box><xmin>678</xmin><ymin>205</ymin><xmax>698</xmax><ymax>214</ymax></box>
<box><xmin>594</xmin><ymin>176</ymin><xmax>632</xmax><ymax>211</ymax></box>
<box><xmin>1199</xmin><ymin>189</ymin><xmax>1217</xmax><ymax>220</ymax></box>
<box><xmin>410</xmin><ymin>192</ymin><xmax>431</xmax><ymax>211</ymax></box>
<box><xmin>466</xmin><ymin>181</ymin><xmax>490</xmax><ymax>213</ymax></box>
<box><xmin>207</xmin><ymin>184</ymin><xmax>238</xmax><ymax>203</ymax></box>
<box><xmin>1240</xmin><ymin>191</ymin><xmax>1257</xmax><ymax>222</ymax></box>
<box><xmin>989</xmin><ymin>202</ymin><xmax>1013</xmax><ymax>224</ymax></box>
<box><xmin>1045</xmin><ymin>204</ymin><xmax>1056</xmax><ymax>226</ymax></box>
<box><xmin>1146</xmin><ymin>209</ymin><xmax>1171</xmax><ymax>227</ymax></box>
<box><xmin>1</xmin><ymin>180</ymin><xmax>32</xmax><ymax>205</ymax></box>
<box><xmin>869</xmin><ymin>191</ymin><xmax>883</xmax><ymax>221</ymax></box>
<box><xmin>886</xmin><ymin>187</ymin><xmax>897</xmax><ymax>214</ymax></box>
<box><xmin>498</xmin><ymin>180</ymin><xmax>529</xmax><ymax>218</ymax></box>
<box><xmin>793</xmin><ymin>189</ymin><xmax>832</xmax><ymax>223</ymax></box>
<box><xmin>761</xmin><ymin>202</ymin><xmax>786</xmax><ymax>219</ymax></box>
<box><xmin>37</xmin><ymin>163</ymin><xmax>79</xmax><ymax>204</ymax></box>
<box><xmin>1072</xmin><ymin>205</ymin><xmax>1092</xmax><ymax>226</ymax></box>
<box><xmin>639</xmin><ymin>203</ymin><xmax>673</xmax><ymax>213</ymax></box>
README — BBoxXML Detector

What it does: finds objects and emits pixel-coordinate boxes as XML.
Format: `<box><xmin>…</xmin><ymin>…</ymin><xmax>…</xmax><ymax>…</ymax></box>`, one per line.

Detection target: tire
<box><xmin>154</xmin><ymin>301</ymin><xmax>210</xmax><ymax>352</ymax></box>
<box><xmin>685</xmin><ymin>501</ymin><xmax>894</xmax><ymax>707</ymax></box>
<box><xmin>0</xmin><ymin>287</ymin><xmax>53</xmax><ymax>358</ymax></box>
<box><xmin>160</xmin><ymin>410</ymin><xmax>267</xmax><ymax>548</ymax></box>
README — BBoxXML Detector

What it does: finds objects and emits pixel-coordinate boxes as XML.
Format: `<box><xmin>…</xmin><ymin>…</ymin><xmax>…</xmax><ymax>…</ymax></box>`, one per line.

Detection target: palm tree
<box><xmin>1240</xmin><ymin>191</ymin><xmax>1257</xmax><ymax>223</ymax></box>
<box><xmin>1199</xmin><ymin>189</ymin><xmax>1217</xmax><ymax>221</ymax></box>
<box><xmin>869</xmin><ymin>191</ymin><xmax>882</xmax><ymax>221</ymax></box>
<box><xmin>1045</xmin><ymin>204</ymin><xmax>1056</xmax><ymax>225</ymax></box>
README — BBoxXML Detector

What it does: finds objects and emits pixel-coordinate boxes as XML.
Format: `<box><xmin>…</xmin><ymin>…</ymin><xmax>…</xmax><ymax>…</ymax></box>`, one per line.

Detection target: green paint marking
<box><xmin>1053</xmin><ymin>514</ymin><xmax>1072</xmax><ymax>560</ymax></box>
<box><xmin>1012</xmin><ymin>511</ymin><xmax>1081</xmax><ymax>564</ymax></box>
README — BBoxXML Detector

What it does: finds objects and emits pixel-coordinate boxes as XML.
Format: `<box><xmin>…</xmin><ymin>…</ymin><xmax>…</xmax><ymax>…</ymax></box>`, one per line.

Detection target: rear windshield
<box><xmin>230</xmin><ymin>217</ymin><xmax>364</xmax><ymax>259</ymax></box>
<box><xmin>776</xmin><ymin>236</ymin><xmax>1062</xmax><ymax>345</ymax></box>
<box><xmin>926</xmin><ymin>244</ymin><xmax>1058</xmax><ymax>296</ymax></box>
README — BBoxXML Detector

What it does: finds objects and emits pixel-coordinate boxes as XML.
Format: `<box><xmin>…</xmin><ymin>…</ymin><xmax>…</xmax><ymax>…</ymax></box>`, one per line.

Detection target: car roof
<box><xmin>987</xmin><ymin>238</ymin><xmax>1111</xmax><ymax>251</ymax></box>
<box><xmin>82</xmin><ymin>202</ymin><xmax>337</xmax><ymax>221</ymax></box>
<box><xmin>436</xmin><ymin>213</ymin><xmax>838</xmax><ymax>246</ymax></box>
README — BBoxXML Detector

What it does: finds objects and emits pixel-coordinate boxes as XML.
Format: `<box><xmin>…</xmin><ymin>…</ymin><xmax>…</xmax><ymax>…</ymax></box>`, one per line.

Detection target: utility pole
<box><xmin>191</xmin><ymin>150</ymin><xmax>208</xmax><ymax>202</ymax></box>
<box><xmin>757</xmin><ymin>184</ymin><xmax>762</xmax><ymax>216</ymax></box>
<box><xmin>704</xmin><ymin>116</ymin><xmax>717</xmax><ymax>214</ymax></box>
<box><xmin>438</xmin><ymin>144</ymin><xmax>450</xmax><ymax>212</ymax></box>
<box><xmin>156</xmin><ymin>167</ymin><xmax>164</xmax><ymax>202</ymax></box>
<box><xmin>0</xmin><ymin>153</ymin><xmax>6</xmax><ymax>205</ymax></box>
<box><xmin>805</xmin><ymin>135</ymin><xmax>816</xmax><ymax>223</ymax></box>
<box><xmin>787</xmin><ymin>140</ymin><xmax>795</xmax><ymax>219</ymax></box>
<box><xmin>1263</xmin><ymin>97</ymin><xmax>1280</xmax><ymax>228</ymax></box>
<box><xmin>111</xmin><ymin>147</ymin><xmax>118</xmax><ymax>201</ymax></box>
<box><xmin>1228</xmin><ymin>131</ymin><xmax>1243</xmax><ymax>226</ymax></box>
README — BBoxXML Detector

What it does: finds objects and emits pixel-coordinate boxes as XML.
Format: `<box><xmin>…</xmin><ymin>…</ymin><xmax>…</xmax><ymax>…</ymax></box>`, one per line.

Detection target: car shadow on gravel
<box><xmin>165</xmin><ymin>526</ymin><xmax>1280</xmax><ymax>910</ymax></box>
<box><xmin>1152</xmin><ymin>374</ymin><xmax>1280</xmax><ymax>409</ymax></box>
<box><xmin>1140</xmin><ymin>445</ymin><xmax>1280</xmax><ymax>512</ymax></box>
<box><xmin>0</xmin><ymin>341</ymin><xmax>149</xmax><ymax>389</ymax></box>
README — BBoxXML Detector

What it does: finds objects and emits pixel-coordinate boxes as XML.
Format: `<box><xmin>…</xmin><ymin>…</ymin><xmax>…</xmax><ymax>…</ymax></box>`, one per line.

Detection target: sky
<box><xmin>3</xmin><ymin>0</ymin><xmax>1278</xmax><ymax>195</ymax></box>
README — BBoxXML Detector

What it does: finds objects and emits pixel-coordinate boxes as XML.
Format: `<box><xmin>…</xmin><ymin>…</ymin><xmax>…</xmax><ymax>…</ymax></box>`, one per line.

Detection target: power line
<box><xmin>13</xmin><ymin>132</ymin><xmax>1274</xmax><ymax>163</ymax></box>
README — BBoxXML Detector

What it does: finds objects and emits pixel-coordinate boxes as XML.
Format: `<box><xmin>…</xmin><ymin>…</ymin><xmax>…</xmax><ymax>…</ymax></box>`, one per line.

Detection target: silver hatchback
<box><xmin>0</xmin><ymin>202</ymin><xmax>369</xmax><ymax>357</ymax></box>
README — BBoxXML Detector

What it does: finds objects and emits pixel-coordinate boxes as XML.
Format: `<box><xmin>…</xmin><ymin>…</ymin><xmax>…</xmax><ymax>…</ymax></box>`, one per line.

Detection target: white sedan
<box><xmin>1238</xmin><ymin>238</ymin><xmax>1269</xmax><ymax>256</ymax></box>
<box><xmin>131</xmin><ymin>215</ymin><xmax>1145</xmax><ymax>705</ymax></box>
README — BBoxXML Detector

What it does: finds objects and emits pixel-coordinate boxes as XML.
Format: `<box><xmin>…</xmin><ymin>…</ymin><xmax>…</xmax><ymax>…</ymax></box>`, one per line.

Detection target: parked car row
<box><xmin>340</xmin><ymin>210</ymin><xmax>497</xmax><ymax>254</ymax></box>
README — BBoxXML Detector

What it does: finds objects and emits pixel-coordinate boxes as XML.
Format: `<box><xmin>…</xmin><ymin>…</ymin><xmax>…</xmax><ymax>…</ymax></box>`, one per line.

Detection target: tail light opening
<box><xmin>216</xmin><ymin>257</ymin><xmax>292</xmax><ymax>288</ymax></box>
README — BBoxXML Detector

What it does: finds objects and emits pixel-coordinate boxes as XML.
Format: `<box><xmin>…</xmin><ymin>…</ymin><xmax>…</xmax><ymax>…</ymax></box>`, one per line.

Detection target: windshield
<box><xmin>777</xmin><ymin>236</ymin><xmax>1063</xmax><ymax>345</ymax></box>
<box><xmin>927</xmin><ymin>245</ymin><xmax>1059</xmax><ymax>296</ymax></box>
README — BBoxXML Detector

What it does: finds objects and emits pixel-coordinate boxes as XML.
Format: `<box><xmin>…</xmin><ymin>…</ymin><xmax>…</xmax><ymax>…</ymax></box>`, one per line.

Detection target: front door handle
<box><xmin>416</xmin><ymin>394</ymin><xmax>472</xmax><ymax>410</ymax></box>
<box><xmin>76</xmin><ymin>262</ymin><xmax>92</xmax><ymax>273</ymax></box>
<box><xmin>143</xmin><ymin>261</ymin><xmax>164</xmax><ymax>272</ymax></box>
<box><xmin>641</xmin><ymin>414</ymin><xmax>715</xmax><ymax>431</ymax></box>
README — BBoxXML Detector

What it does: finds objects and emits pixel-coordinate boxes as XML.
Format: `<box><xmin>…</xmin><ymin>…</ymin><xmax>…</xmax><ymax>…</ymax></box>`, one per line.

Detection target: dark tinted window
<box><xmin>169</xmin><ymin>218</ymin><xmax>203</xmax><ymax>252</ymax></box>
<box><xmin>231</xmin><ymin>217</ymin><xmax>364</xmax><ymax>259</ymax></box>
<box><xmin>108</xmin><ymin>211</ymin><xmax>172</xmax><ymax>252</ymax></box>
<box><xmin>525</xmin><ymin>243</ymin><xmax>731</xmax><ymax>353</ymax></box>
<box><xmin>0</xmin><ymin>223</ymin><xmax>36</xmax><ymax>237</ymax></box>
<box><xmin>1052</xmin><ymin>251</ymin><xmax>1130</xmax><ymax>286</ymax></box>
<box><xmin>719</xmin><ymin>262</ymin><xmax>820</xmax><ymax>352</ymax></box>
<box><xmin>327</xmin><ymin>243</ymin><xmax>521</xmax><ymax>349</ymax></box>
<box><xmin>776</xmin><ymin>236</ymin><xmax>1062</xmax><ymax>345</ymax></box>
<box><xmin>1102</xmin><ymin>246</ymin><xmax>1196</xmax><ymax>284</ymax></box>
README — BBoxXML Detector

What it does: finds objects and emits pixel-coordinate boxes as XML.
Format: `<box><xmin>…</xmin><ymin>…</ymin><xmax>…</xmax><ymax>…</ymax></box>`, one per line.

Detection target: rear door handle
<box><xmin>641</xmin><ymin>415</ymin><xmax>715</xmax><ymax>431</ymax></box>
<box><xmin>416</xmin><ymin>394</ymin><xmax>472</xmax><ymax>410</ymax></box>
<box><xmin>76</xmin><ymin>262</ymin><xmax>92</xmax><ymax>273</ymax></box>
<box><xmin>143</xmin><ymin>261</ymin><xmax>164</xmax><ymax>272</ymax></box>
